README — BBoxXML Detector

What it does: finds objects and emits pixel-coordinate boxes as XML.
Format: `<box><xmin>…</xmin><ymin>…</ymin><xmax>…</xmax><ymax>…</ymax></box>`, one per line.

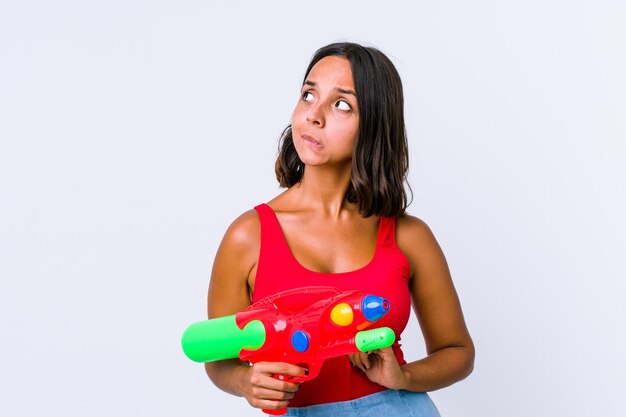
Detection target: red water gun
<box><xmin>181</xmin><ymin>286</ymin><xmax>395</xmax><ymax>415</ymax></box>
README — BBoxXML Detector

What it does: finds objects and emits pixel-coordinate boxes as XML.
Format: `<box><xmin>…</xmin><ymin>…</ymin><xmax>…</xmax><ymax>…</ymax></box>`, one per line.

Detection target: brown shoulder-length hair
<box><xmin>275</xmin><ymin>42</ymin><xmax>412</xmax><ymax>218</ymax></box>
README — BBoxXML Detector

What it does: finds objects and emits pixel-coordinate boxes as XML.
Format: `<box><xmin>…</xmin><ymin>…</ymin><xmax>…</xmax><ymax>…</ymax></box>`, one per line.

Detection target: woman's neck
<box><xmin>291</xmin><ymin>163</ymin><xmax>356</xmax><ymax>219</ymax></box>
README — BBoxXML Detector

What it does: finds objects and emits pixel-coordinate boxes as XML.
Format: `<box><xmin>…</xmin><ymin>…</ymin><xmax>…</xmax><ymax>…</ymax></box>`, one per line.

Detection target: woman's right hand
<box><xmin>238</xmin><ymin>361</ymin><xmax>307</xmax><ymax>411</ymax></box>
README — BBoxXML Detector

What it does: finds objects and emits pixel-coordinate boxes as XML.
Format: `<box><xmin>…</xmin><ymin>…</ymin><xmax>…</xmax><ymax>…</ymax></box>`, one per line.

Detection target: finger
<box><xmin>351</xmin><ymin>352</ymin><xmax>369</xmax><ymax>371</ymax></box>
<box><xmin>361</xmin><ymin>351</ymin><xmax>371</xmax><ymax>370</ymax></box>
<box><xmin>251</xmin><ymin>386</ymin><xmax>297</xmax><ymax>401</ymax></box>
<box><xmin>351</xmin><ymin>353</ymin><xmax>363</xmax><ymax>370</ymax></box>
<box><xmin>348</xmin><ymin>352</ymin><xmax>364</xmax><ymax>363</ymax></box>
<box><xmin>248</xmin><ymin>397</ymin><xmax>290</xmax><ymax>411</ymax></box>
<box><xmin>253</xmin><ymin>373</ymin><xmax>301</xmax><ymax>393</ymax></box>
<box><xmin>254</xmin><ymin>361</ymin><xmax>309</xmax><ymax>378</ymax></box>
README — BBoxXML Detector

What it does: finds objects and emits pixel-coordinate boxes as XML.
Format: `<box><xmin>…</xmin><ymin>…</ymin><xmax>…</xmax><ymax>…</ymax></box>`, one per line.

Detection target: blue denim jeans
<box><xmin>284</xmin><ymin>389</ymin><xmax>441</xmax><ymax>417</ymax></box>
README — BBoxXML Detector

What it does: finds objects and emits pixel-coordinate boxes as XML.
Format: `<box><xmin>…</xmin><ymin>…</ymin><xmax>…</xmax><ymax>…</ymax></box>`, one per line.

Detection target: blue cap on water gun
<box><xmin>361</xmin><ymin>295</ymin><xmax>390</xmax><ymax>322</ymax></box>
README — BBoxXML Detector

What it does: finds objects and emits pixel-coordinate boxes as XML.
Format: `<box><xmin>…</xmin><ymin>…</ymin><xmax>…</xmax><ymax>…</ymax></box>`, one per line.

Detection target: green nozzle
<box><xmin>181</xmin><ymin>316</ymin><xmax>266</xmax><ymax>362</ymax></box>
<box><xmin>355</xmin><ymin>327</ymin><xmax>395</xmax><ymax>352</ymax></box>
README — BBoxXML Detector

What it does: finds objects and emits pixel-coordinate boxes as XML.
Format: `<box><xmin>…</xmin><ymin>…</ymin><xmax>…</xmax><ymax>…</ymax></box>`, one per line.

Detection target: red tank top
<box><xmin>252</xmin><ymin>203</ymin><xmax>412</xmax><ymax>406</ymax></box>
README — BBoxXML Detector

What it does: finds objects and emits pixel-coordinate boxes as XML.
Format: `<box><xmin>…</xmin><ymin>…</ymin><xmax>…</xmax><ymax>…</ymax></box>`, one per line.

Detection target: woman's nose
<box><xmin>306</xmin><ymin>102</ymin><xmax>325</xmax><ymax>127</ymax></box>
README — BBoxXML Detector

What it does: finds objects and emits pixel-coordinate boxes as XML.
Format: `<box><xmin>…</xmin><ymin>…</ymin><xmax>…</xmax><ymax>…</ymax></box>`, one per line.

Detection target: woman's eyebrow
<box><xmin>336</xmin><ymin>87</ymin><xmax>356</xmax><ymax>96</ymax></box>
<box><xmin>303</xmin><ymin>80</ymin><xmax>356</xmax><ymax>97</ymax></box>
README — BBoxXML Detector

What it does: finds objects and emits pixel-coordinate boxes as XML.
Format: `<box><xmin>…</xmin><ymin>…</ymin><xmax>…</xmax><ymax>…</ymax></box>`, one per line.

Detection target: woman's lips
<box><xmin>302</xmin><ymin>133</ymin><xmax>322</xmax><ymax>147</ymax></box>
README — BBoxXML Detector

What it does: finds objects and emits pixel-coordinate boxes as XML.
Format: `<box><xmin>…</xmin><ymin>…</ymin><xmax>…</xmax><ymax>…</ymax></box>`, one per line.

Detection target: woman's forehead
<box><xmin>305</xmin><ymin>56</ymin><xmax>354</xmax><ymax>89</ymax></box>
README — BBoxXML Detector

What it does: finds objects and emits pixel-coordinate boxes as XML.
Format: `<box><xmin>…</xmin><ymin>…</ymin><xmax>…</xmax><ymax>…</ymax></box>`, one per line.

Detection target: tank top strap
<box><xmin>378</xmin><ymin>216</ymin><xmax>398</xmax><ymax>249</ymax></box>
<box><xmin>253</xmin><ymin>203</ymin><xmax>293</xmax><ymax>261</ymax></box>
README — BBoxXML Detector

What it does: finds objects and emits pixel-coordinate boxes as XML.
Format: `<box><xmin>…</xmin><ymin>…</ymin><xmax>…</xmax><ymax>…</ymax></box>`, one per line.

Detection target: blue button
<box><xmin>291</xmin><ymin>330</ymin><xmax>310</xmax><ymax>352</ymax></box>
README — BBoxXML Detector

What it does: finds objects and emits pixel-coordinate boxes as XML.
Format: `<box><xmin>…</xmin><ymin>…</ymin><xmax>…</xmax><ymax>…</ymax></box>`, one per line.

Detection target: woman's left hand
<box><xmin>348</xmin><ymin>347</ymin><xmax>408</xmax><ymax>390</ymax></box>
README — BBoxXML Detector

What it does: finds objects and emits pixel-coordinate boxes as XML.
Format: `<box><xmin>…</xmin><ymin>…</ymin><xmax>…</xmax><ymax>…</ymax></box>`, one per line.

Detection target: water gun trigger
<box><xmin>269</xmin><ymin>359</ymin><xmax>319</xmax><ymax>384</ymax></box>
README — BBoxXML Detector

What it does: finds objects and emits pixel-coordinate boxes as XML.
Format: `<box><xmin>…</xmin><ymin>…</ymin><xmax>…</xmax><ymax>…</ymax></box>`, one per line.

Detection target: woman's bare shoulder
<box><xmin>209</xmin><ymin>209</ymin><xmax>261</xmax><ymax>317</ymax></box>
<box><xmin>220</xmin><ymin>209</ymin><xmax>261</xmax><ymax>251</ymax></box>
<box><xmin>211</xmin><ymin>209</ymin><xmax>261</xmax><ymax>291</ymax></box>
<box><xmin>396</xmin><ymin>213</ymin><xmax>445</xmax><ymax>272</ymax></box>
<box><xmin>396</xmin><ymin>212</ymin><xmax>433</xmax><ymax>239</ymax></box>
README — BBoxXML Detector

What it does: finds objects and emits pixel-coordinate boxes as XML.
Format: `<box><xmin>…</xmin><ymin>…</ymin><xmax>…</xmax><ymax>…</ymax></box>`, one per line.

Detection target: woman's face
<box><xmin>291</xmin><ymin>56</ymin><xmax>359</xmax><ymax>168</ymax></box>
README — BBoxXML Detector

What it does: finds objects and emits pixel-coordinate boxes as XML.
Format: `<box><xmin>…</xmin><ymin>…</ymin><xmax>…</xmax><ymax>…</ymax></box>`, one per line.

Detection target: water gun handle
<box><xmin>264</xmin><ymin>408</ymin><xmax>287</xmax><ymax>416</ymax></box>
<box><xmin>262</xmin><ymin>374</ymin><xmax>292</xmax><ymax>416</ymax></box>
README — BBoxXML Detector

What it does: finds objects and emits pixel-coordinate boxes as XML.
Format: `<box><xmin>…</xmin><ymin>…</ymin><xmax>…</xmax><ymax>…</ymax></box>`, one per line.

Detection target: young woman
<box><xmin>204</xmin><ymin>42</ymin><xmax>474</xmax><ymax>416</ymax></box>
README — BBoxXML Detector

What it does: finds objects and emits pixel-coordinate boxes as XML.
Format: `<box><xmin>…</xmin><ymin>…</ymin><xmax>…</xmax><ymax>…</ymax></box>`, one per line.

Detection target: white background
<box><xmin>1</xmin><ymin>1</ymin><xmax>625</xmax><ymax>416</ymax></box>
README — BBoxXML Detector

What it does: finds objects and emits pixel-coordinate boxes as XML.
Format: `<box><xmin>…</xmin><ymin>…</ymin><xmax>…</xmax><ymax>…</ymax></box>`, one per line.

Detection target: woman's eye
<box><xmin>302</xmin><ymin>91</ymin><xmax>313</xmax><ymax>101</ymax></box>
<box><xmin>335</xmin><ymin>100</ymin><xmax>351</xmax><ymax>111</ymax></box>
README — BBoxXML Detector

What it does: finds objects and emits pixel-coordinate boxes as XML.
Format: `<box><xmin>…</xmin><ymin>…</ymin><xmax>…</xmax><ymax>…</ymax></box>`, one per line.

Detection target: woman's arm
<box><xmin>354</xmin><ymin>215</ymin><xmax>475</xmax><ymax>391</ymax></box>
<box><xmin>204</xmin><ymin>210</ymin><xmax>305</xmax><ymax>410</ymax></box>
